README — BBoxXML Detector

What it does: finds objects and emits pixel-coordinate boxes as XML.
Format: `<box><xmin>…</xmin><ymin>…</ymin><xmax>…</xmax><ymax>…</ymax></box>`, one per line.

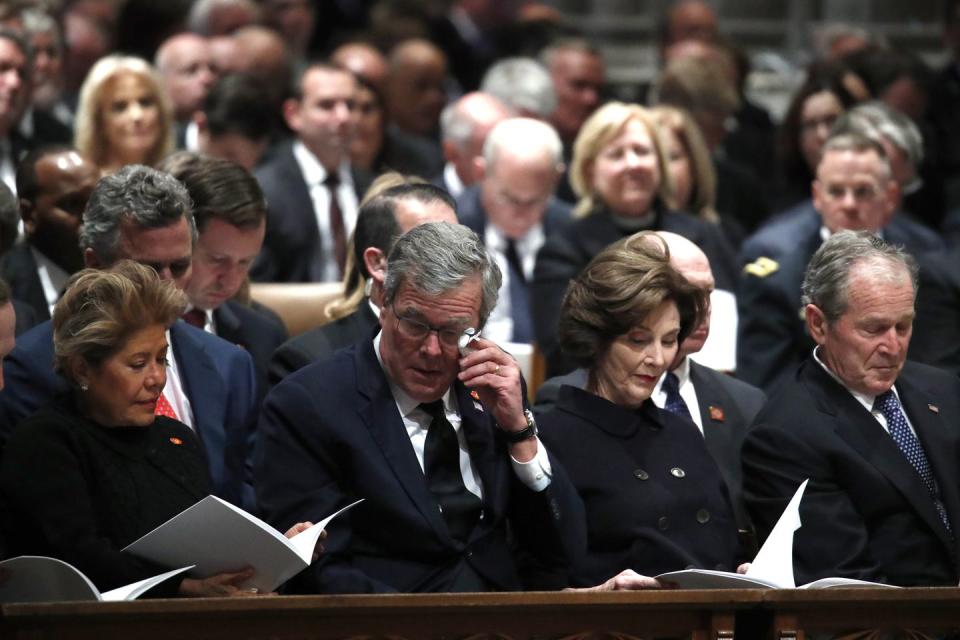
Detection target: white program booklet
<box><xmin>656</xmin><ymin>480</ymin><xmax>899</xmax><ymax>590</ymax></box>
<box><xmin>123</xmin><ymin>496</ymin><xmax>362</xmax><ymax>592</ymax></box>
<box><xmin>0</xmin><ymin>556</ymin><xmax>193</xmax><ymax>603</ymax></box>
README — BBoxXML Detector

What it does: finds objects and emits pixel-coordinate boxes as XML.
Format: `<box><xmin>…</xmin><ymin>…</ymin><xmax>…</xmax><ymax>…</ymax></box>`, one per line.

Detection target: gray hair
<box><xmin>383</xmin><ymin>222</ymin><xmax>501</xmax><ymax>328</ymax></box>
<box><xmin>820</xmin><ymin>131</ymin><xmax>892</xmax><ymax>181</ymax></box>
<box><xmin>482</xmin><ymin>117</ymin><xmax>563</xmax><ymax>169</ymax></box>
<box><xmin>21</xmin><ymin>9</ymin><xmax>61</xmax><ymax>49</ymax></box>
<box><xmin>480</xmin><ymin>57</ymin><xmax>556</xmax><ymax>119</ymax></box>
<box><xmin>802</xmin><ymin>230</ymin><xmax>918</xmax><ymax>325</ymax></box>
<box><xmin>79</xmin><ymin>165</ymin><xmax>197</xmax><ymax>264</ymax></box>
<box><xmin>831</xmin><ymin>101</ymin><xmax>924</xmax><ymax>185</ymax></box>
<box><xmin>188</xmin><ymin>0</ymin><xmax>260</xmax><ymax>35</ymax></box>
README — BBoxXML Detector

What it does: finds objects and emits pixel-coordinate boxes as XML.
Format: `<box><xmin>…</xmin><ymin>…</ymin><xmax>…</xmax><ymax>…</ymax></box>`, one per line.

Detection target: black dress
<box><xmin>537</xmin><ymin>385</ymin><xmax>740</xmax><ymax>587</ymax></box>
<box><xmin>0</xmin><ymin>396</ymin><xmax>210</xmax><ymax>593</ymax></box>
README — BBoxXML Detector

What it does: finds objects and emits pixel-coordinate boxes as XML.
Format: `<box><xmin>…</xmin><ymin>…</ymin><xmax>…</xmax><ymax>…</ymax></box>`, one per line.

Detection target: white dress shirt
<box><xmin>163</xmin><ymin>328</ymin><xmax>196</xmax><ymax>430</ymax></box>
<box><xmin>373</xmin><ymin>332</ymin><xmax>552</xmax><ymax>493</ymax></box>
<box><xmin>292</xmin><ymin>141</ymin><xmax>359</xmax><ymax>282</ymax></box>
<box><xmin>652</xmin><ymin>356</ymin><xmax>704</xmax><ymax>435</ymax></box>
<box><xmin>481</xmin><ymin>223</ymin><xmax>544</xmax><ymax>344</ymax></box>
<box><xmin>813</xmin><ymin>347</ymin><xmax>917</xmax><ymax>438</ymax></box>
<box><xmin>442</xmin><ymin>162</ymin><xmax>465</xmax><ymax>198</ymax></box>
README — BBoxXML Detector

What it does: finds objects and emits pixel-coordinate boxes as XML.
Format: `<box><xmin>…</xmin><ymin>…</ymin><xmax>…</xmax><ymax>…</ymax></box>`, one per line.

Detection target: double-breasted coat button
<box><xmin>634</xmin><ymin>469</ymin><xmax>649</xmax><ymax>480</ymax></box>
<box><xmin>657</xmin><ymin>516</ymin><xmax>669</xmax><ymax>531</ymax></box>
<box><xmin>670</xmin><ymin>467</ymin><xmax>686</xmax><ymax>478</ymax></box>
<box><xmin>696</xmin><ymin>509</ymin><xmax>710</xmax><ymax>524</ymax></box>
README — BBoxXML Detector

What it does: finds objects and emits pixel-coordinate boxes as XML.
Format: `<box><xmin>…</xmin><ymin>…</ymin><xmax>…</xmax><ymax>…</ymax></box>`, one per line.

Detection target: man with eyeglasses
<box><xmin>256</xmin><ymin>221</ymin><xmax>586</xmax><ymax>594</ymax></box>
<box><xmin>456</xmin><ymin>118</ymin><xmax>571</xmax><ymax>344</ymax></box>
<box><xmin>0</xmin><ymin>165</ymin><xmax>258</xmax><ymax>511</ymax></box>
<box><xmin>737</xmin><ymin>132</ymin><xmax>941</xmax><ymax>392</ymax></box>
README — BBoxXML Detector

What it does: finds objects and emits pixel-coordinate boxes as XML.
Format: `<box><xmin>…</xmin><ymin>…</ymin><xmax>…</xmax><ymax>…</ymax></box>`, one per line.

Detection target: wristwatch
<box><xmin>500</xmin><ymin>409</ymin><xmax>538</xmax><ymax>444</ymax></box>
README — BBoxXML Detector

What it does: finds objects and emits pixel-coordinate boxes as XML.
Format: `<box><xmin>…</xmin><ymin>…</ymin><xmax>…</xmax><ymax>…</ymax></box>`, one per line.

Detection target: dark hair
<box><xmin>0</xmin><ymin>180</ymin><xmax>17</xmax><ymax>255</ymax></box>
<box><xmin>558</xmin><ymin>231</ymin><xmax>706</xmax><ymax>370</ymax></box>
<box><xmin>290</xmin><ymin>61</ymin><xmax>351</xmax><ymax>101</ymax></box>
<box><xmin>159</xmin><ymin>152</ymin><xmax>266</xmax><ymax>232</ymax></box>
<box><xmin>203</xmin><ymin>72</ymin><xmax>276</xmax><ymax>141</ymax></box>
<box><xmin>779</xmin><ymin>61</ymin><xmax>859</xmax><ymax>187</ymax></box>
<box><xmin>0</xmin><ymin>28</ymin><xmax>32</xmax><ymax>71</ymax></box>
<box><xmin>15</xmin><ymin>145</ymin><xmax>76</xmax><ymax>202</ymax></box>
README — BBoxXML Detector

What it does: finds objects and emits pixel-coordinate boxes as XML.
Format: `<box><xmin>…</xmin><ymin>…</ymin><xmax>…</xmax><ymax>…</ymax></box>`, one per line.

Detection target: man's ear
<box><xmin>805</xmin><ymin>303</ymin><xmax>828</xmax><ymax>345</ymax></box>
<box><xmin>472</xmin><ymin>155</ymin><xmax>486</xmax><ymax>181</ymax></box>
<box><xmin>282</xmin><ymin>98</ymin><xmax>301</xmax><ymax>132</ymax></box>
<box><xmin>83</xmin><ymin>247</ymin><xmax>102</xmax><ymax>269</ymax></box>
<box><xmin>19</xmin><ymin>199</ymin><xmax>35</xmax><ymax>236</ymax></box>
<box><xmin>363</xmin><ymin>247</ymin><xmax>387</xmax><ymax>284</ymax></box>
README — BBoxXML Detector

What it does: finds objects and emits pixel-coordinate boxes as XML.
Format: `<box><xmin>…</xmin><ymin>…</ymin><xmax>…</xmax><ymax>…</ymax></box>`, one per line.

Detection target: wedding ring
<box><xmin>494</xmin><ymin>364</ymin><xmax>502</xmax><ymax>375</ymax></box>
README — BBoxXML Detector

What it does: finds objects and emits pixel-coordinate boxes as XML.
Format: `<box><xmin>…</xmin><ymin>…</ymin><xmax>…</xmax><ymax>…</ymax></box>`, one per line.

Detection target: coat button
<box><xmin>670</xmin><ymin>467</ymin><xmax>686</xmax><ymax>478</ymax></box>
<box><xmin>657</xmin><ymin>516</ymin><xmax>669</xmax><ymax>531</ymax></box>
<box><xmin>634</xmin><ymin>469</ymin><xmax>649</xmax><ymax>480</ymax></box>
<box><xmin>696</xmin><ymin>508</ymin><xmax>710</xmax><ymax>524</ymax></box>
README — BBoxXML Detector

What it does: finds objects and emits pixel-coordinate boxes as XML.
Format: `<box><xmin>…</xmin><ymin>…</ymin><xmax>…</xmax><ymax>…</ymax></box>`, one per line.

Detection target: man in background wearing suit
<box><xmin>0</xmin><ymin>165</ymin><xmax>258</xmax><ymax>510</ymax></box>
<box><xmin>268</xmin><ymin>182</ymin><xmax>457</xmax><ymax>386</ymax></box>
<box><xmin>256</xmin><ymin>222</ymin><xmax>585</xmax><ymax>593</ymax></box>
<box><xmin>457</xmin><ymin>118</ymin><xmax>571</xmax><ymax>345</ymax></box>
<box><xmin>1</xmin><ymin>147</ymin><xmax>97</xmax><ymax>334</ymax></box>
<box><xmin>252</xmin><ymin>62</ymin><xmax>371</xmax><ymax>282</ymax></box>
<box><xmin>163</xmin><ymin>152</ymin><xmax>287</xmax><ymax>396</ymax></box>
<box><xmin>743</xmin><ymin>231</ymin><xmax>960</xmax><ymax>586</ymax></box>
<box><xmin>737</xmin><ymin>132</ymin><xmax>942</xmax><ymax>391</ymax></box>
<box><xmin>535</xmin><ymin>231</ymin><xmax>765</xmax><ymax>547</ymax></box>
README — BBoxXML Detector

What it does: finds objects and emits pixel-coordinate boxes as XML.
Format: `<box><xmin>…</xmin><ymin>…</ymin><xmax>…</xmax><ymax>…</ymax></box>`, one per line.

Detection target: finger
<box><xmin>613</xmin><ymin>575</ymin><xmax>662</xmax><ymax>590</ymax></box>
<box><xmin>458</xmin><ymin>343</ymin><xmax>510</xmax><ymax>368</ymax></box>
<box><xmin>319</xmin><ymin>529</ymin><xmax>328</xmax><ymax>539</ymax></box>
<box><xmin>214</xmin><ymin>567</ymin><xmax>255</xmax><ymax>585</ymax></box>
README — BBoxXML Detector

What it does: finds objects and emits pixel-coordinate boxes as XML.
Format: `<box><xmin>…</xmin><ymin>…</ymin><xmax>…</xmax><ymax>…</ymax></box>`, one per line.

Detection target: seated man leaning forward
<box><xmin>743</xmin><ymin>230</ymin><xmax>960</xmax><ymax>586</ymax></box>
<box><xmin>255</xmin><ymin>222</ymin><xmax>586</xmax><ymax>593</ymax></box>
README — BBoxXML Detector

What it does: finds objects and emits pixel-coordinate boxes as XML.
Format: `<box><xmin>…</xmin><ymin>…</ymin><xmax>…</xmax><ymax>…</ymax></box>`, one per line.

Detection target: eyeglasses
<box><xmin>394</xmin><ymin>312</ymin><xmax>478</xmax><ymax>347</ymax></box>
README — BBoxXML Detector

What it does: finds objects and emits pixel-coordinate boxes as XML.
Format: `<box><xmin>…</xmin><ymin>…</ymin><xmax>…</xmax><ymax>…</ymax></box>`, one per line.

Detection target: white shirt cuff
<box><xmin>510</xmin><ymin>437</ymin><xmax>553</xmax><ymax>492</ymax></box>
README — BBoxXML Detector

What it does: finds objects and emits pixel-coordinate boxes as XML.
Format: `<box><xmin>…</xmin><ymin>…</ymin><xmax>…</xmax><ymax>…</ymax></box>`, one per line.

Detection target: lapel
<box><xmin>6</xmin><ymin>245</ymin><xmax>50</xmax><ymax>320</ymax></box>
<box><xmin>212</xmin><ymin>303</ymin><xmax>242</xmax><ymax>345</ymax></box>
<box><xmin>801</xmin><ymin>361</ymin><xmax>954</xmax><ymax>551</ymax></box>
<box><xmin>169</xmin><ymin>322</ymin><xmax>227</xmax><ymax>482</ymax></box>
<box><xmin>353</xmin><ymin>339</ymin><xmax>451</xmax><ymax>542</ymax></box>
<box><xmin>454</xmin><ymin>382</ymin><xmax>503</xmax><ymax>522</ymax></box>
<box><xmin>689</xmin><ymin>362</ymin><xmax>741</xmax><ymax>466</ymax></box>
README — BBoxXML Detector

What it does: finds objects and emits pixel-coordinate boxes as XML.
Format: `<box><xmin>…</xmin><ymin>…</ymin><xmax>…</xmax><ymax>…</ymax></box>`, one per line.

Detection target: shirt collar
<box><xmin>373</xmin><ymin>331</ymin><xmax>455</xmax><ymax>418</ymax></box>
<box><xmin>812</xmin><ymin>346</ymin><xmax>900</xmax><ymax>413</ymax></box>
<box><xmin>292</xmin><ymin>140</ymin><xmax>353</xmax><ymax>188</ymax></box>
<box><xmin>653</xmin><ymin>355</ymin><xmax>690</xmax><ymax>395</ymax></box>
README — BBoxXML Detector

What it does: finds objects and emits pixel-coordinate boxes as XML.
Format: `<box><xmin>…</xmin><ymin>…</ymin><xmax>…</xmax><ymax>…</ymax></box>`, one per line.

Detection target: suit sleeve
<box><xmin>267</xmin><ymin>341</ymin><xmax>317</xmax><ymax>388</ymax></box>
<box><xmin>254</xmin><ymin>378</ymin><xmax>397</xmax><ymax>594</ymax></box>
<box><xmin>911</xmin><ymin>256</ymin><xmax>960</xmax><ymax>376</ymax></box>
<box><xmin>742</xmin><ymin>419</ymin><xmax>884</xmax><ymax>584</ymax></box>
<box><xmin>224</xmin><ymin>347</ymin><xmax>260</xmax><ymax>514</ymax></box>
<box><xmin>735</xmin><ymin>268</ymin><xmax>804</xmax><ymax>391</ymax></box>
<box><xmin>532</xmin><ymin>234</ymin><xmax>582</xmax><ymax>377</ymax></box>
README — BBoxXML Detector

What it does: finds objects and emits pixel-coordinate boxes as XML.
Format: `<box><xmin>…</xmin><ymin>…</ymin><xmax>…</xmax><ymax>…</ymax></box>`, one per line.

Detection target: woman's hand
<box><xmin>566</xmin><ymin>569</ymin><xmax>664</xmax><ymax>591</ymax></box>
<box><xmin>285</xmin><ymin>521</ymin><xmax>327</xmax><ymax>562</ymax></box>
<box><xmin>178</xmin><ymin>567</ymin><xmax>273</xmax><ymax>597</ymax></box>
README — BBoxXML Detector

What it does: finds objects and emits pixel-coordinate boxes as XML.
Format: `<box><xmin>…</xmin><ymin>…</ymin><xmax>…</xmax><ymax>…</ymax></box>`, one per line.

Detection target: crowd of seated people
<box><xmin>0</xmin><ymin>0</ymin><xmax>959</xmax><ymax>600</ymax></box>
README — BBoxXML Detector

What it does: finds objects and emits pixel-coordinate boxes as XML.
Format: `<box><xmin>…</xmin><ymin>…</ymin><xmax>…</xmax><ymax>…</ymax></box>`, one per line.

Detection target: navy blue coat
<box><xmin>538</xmin><ymin>385</ymin><xmax>740</xmax><ymax>586</ymax></box>
<box><xmin>254</xmin><ymin>337</ymin><xmax>587</xmax><ymax>593</ymax></box>
<box><xmin>0</xmin><ymin>320</ymin><xmax>258</xmax><ymax>511</ymax></box>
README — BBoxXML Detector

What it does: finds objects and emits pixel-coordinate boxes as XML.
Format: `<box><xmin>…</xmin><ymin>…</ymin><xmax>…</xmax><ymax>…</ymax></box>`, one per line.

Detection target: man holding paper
<box><xmin>742</xmin><ymin>230</ymin><xmax>960</xmax><ymax>586</ymax></box>
<box><xmin>255</xmin><ymin>222</ymin><xmax>586</xmax><ymax>593</ymax></box>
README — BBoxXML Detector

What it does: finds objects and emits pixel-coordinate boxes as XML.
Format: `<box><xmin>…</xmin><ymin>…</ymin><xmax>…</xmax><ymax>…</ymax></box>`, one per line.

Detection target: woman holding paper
<box><xmin>0</xmin><ymin>262</ymin><xmax>315</xmax><ymax>597</ymax></box>
<box><xmin>536</xmin><ymin>232</ymin><xmax>740</xmax><ymax>589</ymax></box>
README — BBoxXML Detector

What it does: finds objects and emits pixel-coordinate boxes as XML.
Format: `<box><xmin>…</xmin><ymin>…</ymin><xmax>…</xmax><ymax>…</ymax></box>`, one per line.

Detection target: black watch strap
<box><xmin>501</xmin><ymin>409</ymin><xmax>538</xmax><ymax>443</ymax></box>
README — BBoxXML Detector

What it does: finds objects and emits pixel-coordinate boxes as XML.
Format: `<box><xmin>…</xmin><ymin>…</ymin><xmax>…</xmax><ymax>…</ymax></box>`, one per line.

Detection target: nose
<box><xmin>420</xmin><ymin>331</ymin><xmax>444</xmax><ymax>358</ymax></box>
<box><xmin>146</xmin><ymin>361</ymin><xmax>167</xmax><ymax>390</ymax></box>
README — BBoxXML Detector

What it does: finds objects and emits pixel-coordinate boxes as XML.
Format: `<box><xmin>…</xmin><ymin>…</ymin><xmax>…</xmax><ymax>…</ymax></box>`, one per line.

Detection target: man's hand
<box><xmin>567</xmin><ymin>569</ymin><xmax>664</xmax><ymax>591</ymax></box>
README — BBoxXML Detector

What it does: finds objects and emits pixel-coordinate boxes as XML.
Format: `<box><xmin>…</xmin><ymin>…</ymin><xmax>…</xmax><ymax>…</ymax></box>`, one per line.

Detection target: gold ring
<box><xmin>494</xmin><ymin>364</ymin><xmax>502</xmax><ymax>375</ymax></box>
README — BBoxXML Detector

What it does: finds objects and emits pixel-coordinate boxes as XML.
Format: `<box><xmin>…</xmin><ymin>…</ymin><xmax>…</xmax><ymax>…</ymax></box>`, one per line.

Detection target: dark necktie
<box><xmin>324</xmin><ymin>173</ymin><xmax>347</xmax><ymax>278</ymax></box>
<box><xmin>183</xmin><ymin>308</ymin><xmax>206</xmax><ymax>329</ymax></box>
<box><xmin>874</xmin><ymin>390</ymin><xmax>953</xmax><ymax>536</ymax></box>
<box><xmin>421</xmin><ymin>400</ymin><xmax>482</xmax><ymax>542</ymax></box>
<box><xmin>505</xmin><ymin>239</ymin><xmax>533</xmax><ymax>343</ymax></box>
<box><xmin>662</xmin><ymin>371</ymin><xmax>693</xmax><ymax>421</ymax></box>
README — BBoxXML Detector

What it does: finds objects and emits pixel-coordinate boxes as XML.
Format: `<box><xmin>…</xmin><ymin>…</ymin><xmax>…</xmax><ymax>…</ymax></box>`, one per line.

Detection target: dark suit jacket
<box><xmin>538</xmin><ymin>385</ymin><xmax>739</xmax><ymax>586</ymax></box>
<box><xmin>254</xmin><ymin>337</ymin><xmax>586</xmax><ymax>593</ymax></box>
<box><xmin>736</xmin><ymin>203</ymin><xmax>944</xmax><ymax>391</ymax></box>
<box><xmin>911</xmin><ymin>245</ymin><xmax>960</xmax><ymax>376</ymax></box>
<box><xmin>252</xmin><ymin>142</ymin><xmax>372</xmax><ymax>282</ymax></box>
<box><xmin>0</xmin><ymin>398</ymin><xmax>207</xmax><ymax>593</ymax></box>
<box><xmin>532</xmin><ymin>204</ymin><xmax>738</xmax><ymax>376</ymax></box>
<box><xmin>742</xmin><ymin>359</ymin><xmax>960</xmax><ymax>586</ymax></box>
<box><xmin>0</xmin><ymin>243</ymin><xmax>49</xmax><ymax>331</ymax></box>
<box><xmin>267</xmin><ymin>302</ymin><xmax>379</xmax><ymax>386</ymax></box>
<box><xmin>0</xmin><ymin>320</ymin><xmax>258</xmax><ymax>511</ymax></box>
<box><xmin>213</xmin><ymin>300</ymin><xmax>287</xmax><ymax>397</ymax></box>
<box><xmin>533</xmin><ymin>362</ymin><xmax>765</xmax><ymax>538</ymax></box>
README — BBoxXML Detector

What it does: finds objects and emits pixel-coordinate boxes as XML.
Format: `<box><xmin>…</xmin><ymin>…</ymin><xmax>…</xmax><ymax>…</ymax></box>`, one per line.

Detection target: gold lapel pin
<box><xmin>709</xmin><ymin>406</ymin><xmax>725</xmax><ymax>422</ymax></box>
<box><xmin>928</xmin><ymin>404</ymin><xmax>940</xmax><ymax>414</ymax></box>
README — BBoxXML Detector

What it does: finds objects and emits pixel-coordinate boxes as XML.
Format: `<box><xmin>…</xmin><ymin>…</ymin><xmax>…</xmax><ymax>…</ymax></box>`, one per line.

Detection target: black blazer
<box><xmin>911</xmin><ymin>245</ymin><xmax>960</xmax><ymax>376</ymax></box>
<box><xmin>0</xmin><ymin>244</ymin><xmax>48</xmax><ymax>332</ymax></box>
<box><xmin>267</xmin><ymin>303</ymin><xmax>379</xmax><ymax>387</ymax></box>
<box><xmin>533</xmin><ymin>362</ymin><xmax>765</xmax><ymax>538</ymax></box>
<box><xmin>538</xmin><ymin>385</ymin><xmax>740</xmax><ymax>586</ymax></box>
<box><xmin>213</xmin><ymin>300</ymin><xmax>288</xmax><ymax>397</ymax></box>
<box><xmin>252</xmin><ymin>142</ymin><xmax>372</xmax><ymax>282</ymax></box>
<box><xmin>0</xmin><ymin>398</ymin><xmax>208</xmax><ymax>592</ymax></box>
<box><xmin>254</xmin><ymin>337</ymin><xmax>586</xmax><ymax>593</ymax></box>
<box><xmin>742</xmin><ymin>359</ymin><xmax>960</xmax><ymax>586</ymax></box>
<box><xmin>532</xmin><ymin>205</ymin><xmax>738</xmax><ymax>377</ymax></box>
